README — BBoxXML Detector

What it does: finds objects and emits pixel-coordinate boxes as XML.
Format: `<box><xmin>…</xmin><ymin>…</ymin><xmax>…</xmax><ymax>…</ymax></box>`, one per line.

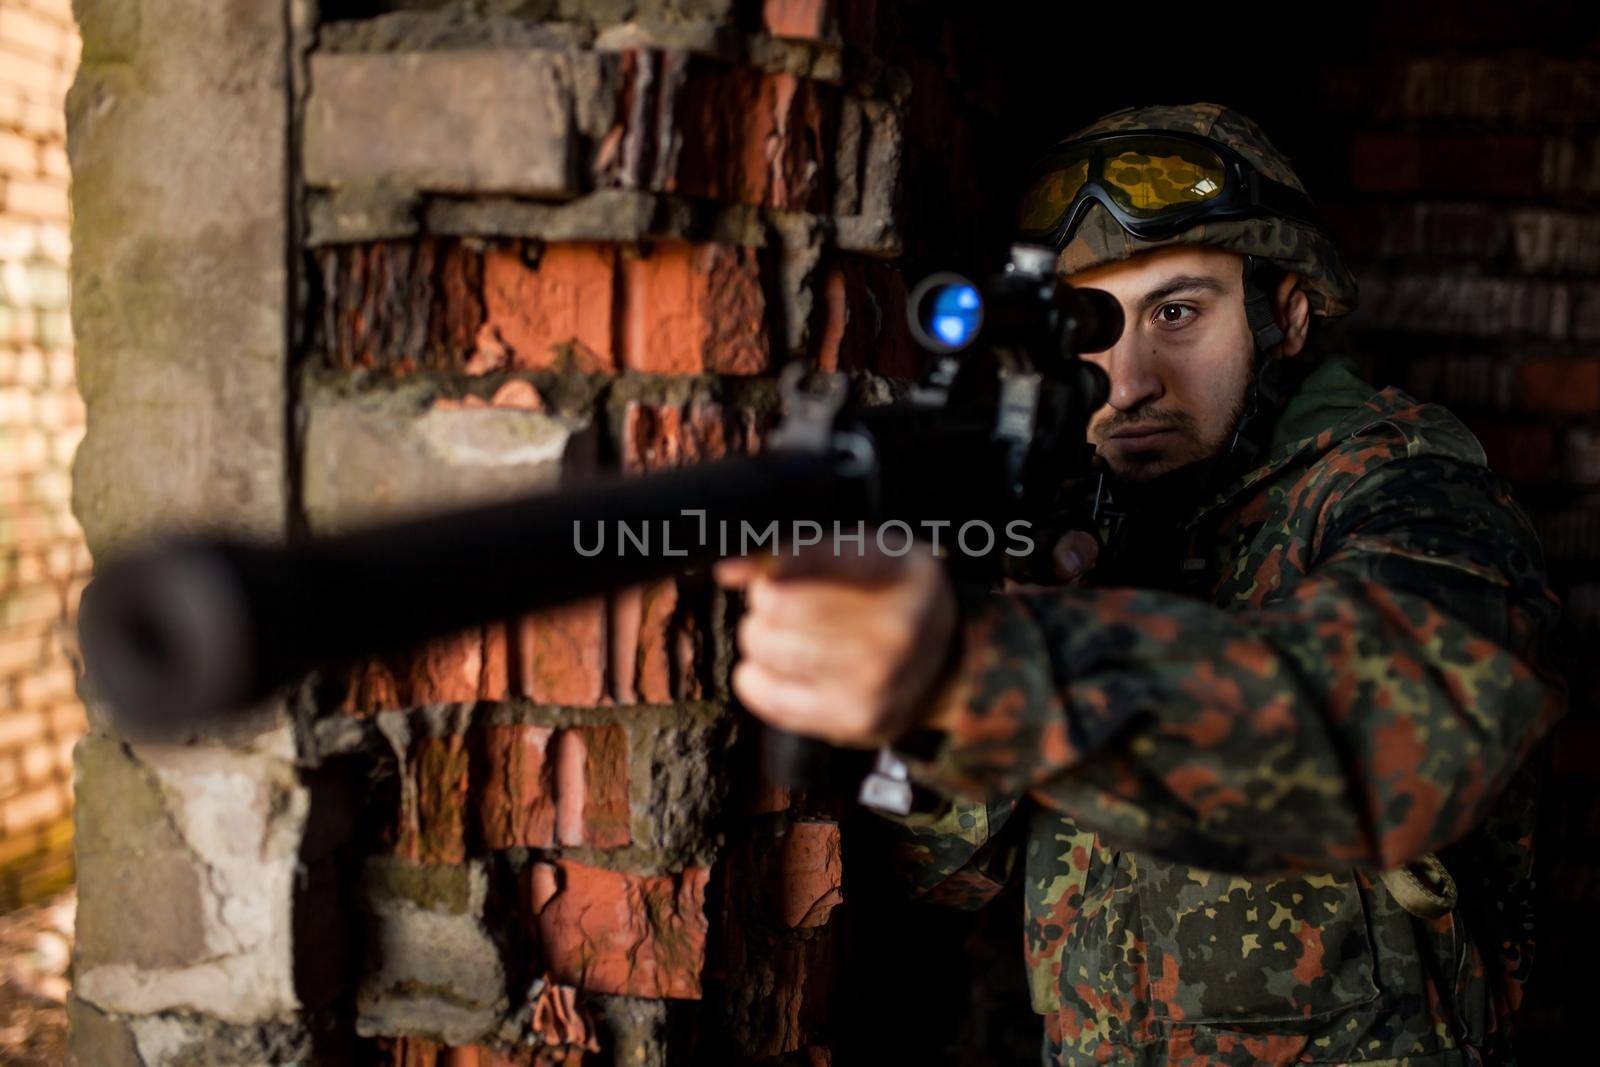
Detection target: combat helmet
<box><xmin>1016</xmin><ymin>102</ymin><xmax>1358</xmax><ymax>463</ymax></box>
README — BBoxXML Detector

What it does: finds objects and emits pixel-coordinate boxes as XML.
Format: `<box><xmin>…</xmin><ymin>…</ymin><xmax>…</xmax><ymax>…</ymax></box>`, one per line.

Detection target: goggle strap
<box><xmin>1252</xmin><ymin>174</ymin><xmax>1324</xmax><ymax>230</ymax></box>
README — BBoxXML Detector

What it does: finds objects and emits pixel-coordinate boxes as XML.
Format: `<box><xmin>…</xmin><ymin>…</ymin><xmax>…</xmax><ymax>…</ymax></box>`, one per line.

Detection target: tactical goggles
<box><xmin>1016</xmin><ymin>129</ymin><xmax>1326</xmax><ymax>249</ymax></box>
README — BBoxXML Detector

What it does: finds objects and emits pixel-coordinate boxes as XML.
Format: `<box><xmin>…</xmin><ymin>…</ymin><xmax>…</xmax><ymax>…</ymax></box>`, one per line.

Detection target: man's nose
<box><xmin>1099</xmin><ymin>334</ymin><xmax>1165</xmax><ymax>413</ymax></box>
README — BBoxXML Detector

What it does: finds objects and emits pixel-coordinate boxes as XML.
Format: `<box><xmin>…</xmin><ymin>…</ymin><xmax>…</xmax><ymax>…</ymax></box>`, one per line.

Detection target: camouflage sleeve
<box><xmin>908</xmin><ymin>451</ymin><xmax>1568</xmax><ymax>875</ymax></box>
<box><xmin>872</xmin><ymin>795</ymin><xmax>1022</xmax><ymax>910</ymax></box>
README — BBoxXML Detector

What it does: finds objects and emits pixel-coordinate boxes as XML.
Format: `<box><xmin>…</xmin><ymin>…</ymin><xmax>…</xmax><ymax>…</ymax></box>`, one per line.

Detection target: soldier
<box><xmin>715</xmin><ymin>102</ymin><xmax>1568</xmax><ymax>1064</ymax></box>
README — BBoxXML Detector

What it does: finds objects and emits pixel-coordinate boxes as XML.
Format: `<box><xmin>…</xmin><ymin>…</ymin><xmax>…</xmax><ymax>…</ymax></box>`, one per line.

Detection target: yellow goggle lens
<box><xmin>1017</xmin><ymin>157</ymin><xmax>1089</xmax><ymax>233</ymax></box>
<box><xmin>1016</xmin><ymin>136</ymin><xmax>1228</xmax><ymax>232</ymax></box>
<box><xmin>1101</xmin><ymin>140</ymin><xmax>1226</xmax><ymax>217</ymax></box>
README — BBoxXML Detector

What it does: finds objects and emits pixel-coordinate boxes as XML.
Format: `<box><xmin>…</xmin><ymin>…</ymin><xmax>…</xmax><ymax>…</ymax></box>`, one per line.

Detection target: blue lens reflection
<box><xmin>927</xmin><ymin>284</ymin><xmax>981</xmax><ymax>348</ymax></box>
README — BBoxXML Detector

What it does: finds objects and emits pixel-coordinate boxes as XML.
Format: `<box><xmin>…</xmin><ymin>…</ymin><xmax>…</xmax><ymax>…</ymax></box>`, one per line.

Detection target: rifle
<box><xmin>77</xmin><ymin>244</ymin><xmax>1121</xmax><ymax>806</ymax></box>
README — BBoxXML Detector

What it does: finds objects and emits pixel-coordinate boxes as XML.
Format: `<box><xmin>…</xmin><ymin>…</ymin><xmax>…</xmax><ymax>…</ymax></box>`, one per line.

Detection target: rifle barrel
<box><xmin>80</xmin><ymin>450</ymin><xmax>852</xmax><ymax>732</ymax></box>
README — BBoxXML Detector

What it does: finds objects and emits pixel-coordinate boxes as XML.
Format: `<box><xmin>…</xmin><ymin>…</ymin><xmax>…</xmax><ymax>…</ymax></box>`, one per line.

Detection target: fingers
<box><xmin>730</xmin><ymin>660</ymin><xmax>881</xmax><ymax>748</ymax></box>
<box><xmin>711</xmin><ymin>526</ymin><xmax>958</xmax><ymax>747</ymax></box>
<box><xmin>744</xmin><ymin>573</ymin><xmax>916</xmax><ymax>628</ymax></box>
<box><xmin>1051</xmin><ymin>530</ymin><xmax>1101</xmax><ymax>582</ymax></box>
<box><xmin>736</xmin><ymin>612</ymin><xmax>840</xmax><ymax>681</ymax></box>
<box><xmin>712</xmin><ymin>555</ymin><xmax>769</xmax><ymax>588</ymax></box>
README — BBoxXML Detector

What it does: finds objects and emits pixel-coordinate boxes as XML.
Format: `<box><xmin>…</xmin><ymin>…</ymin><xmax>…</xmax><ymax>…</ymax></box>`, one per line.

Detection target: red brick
<box><xmin>18</xmin><ymin>734</ymin><xmax>64</xmax><ymax>783</ymax></box>
<box><xmin>698</xmin><ymin>245</ymin><xmax>771</xmax><ymax>374</ymax></box>
<box><xmin>816</xmin><ymin>258</ymin><xmax>917</xmax><ymax>377</ymax></box>
<box><xmin>774</xmin><ymin>820</ymin><xmax>844</xmax><ymax>929</ymax></box>
<box><xmin>635</xmin><ymin>578</ymin><xmax>678</xmax><ymax>703</ymax></box>
<box><xmin>609</xmin><ymin>581</ymin><xmax>708</xmax><ymax>704</ymax></box>
<box><xmin>527</xmin><ymin>980</ymin><xmax>602</xmax><ymax>1058</ymax></box>
<box><xmin>621</xmin><ymin>401</ymin><xmax>730</xmax><ymax>474</ymax></box>
<box><xmin>608</xmin><ymin>586</ymin><xmax>643</xmax><ymax>705</ymax></box>
<box><xmin>371</xmin><ymin>1038</ymin><xmax>553</xmax><ymax>1067</ymax></box>
<box><xmin>618</xmin><ymin>248</ymin><xmax>701</xmax><ymax>375</ymax></box>
<box><xmin>371</xmin><ymin>1036</ymin><xmax>435</xmax><ymax>1067</ymax></box>
<box><xmin>526</xmin><ymin>860</ymin><xmax>709</xmax><ymax>998</ymax></box>
<box><xmin>38</xmin><ymin>142</ymin><xmax>65</xmax><ymax>180</ymax></box>
<box><xmin>17</xmin><ymin>0</ymin><xmax>75</xmax><ymax>26</ymax></box>
<box><xmin>476</xmin><ymin>723</ymin><xmax>556</xmax><ymax>849</ymax></box>
<box><xmin>320</xmin><ymin>240</ymin><xmax>486</xmax><ymax>374</ymax></box>
<box><xmin>769</xmin><ymin>73</ymin><xmax>830</xmax><ymax>211</ymax></box>
<box><xmin>474</xmin><ymin>240</ymin><xmax>771</xmax><ymax>376</ymax></box>
<box><xmin>0</xmin><ymin>42</ymin><xmax>66</xmax><ymax>99</ymax></box>
<box><xmin>515</xmin><ymin>599</ymin><xmax>607</xmax><ymax>705</ymax></box>
<box><xmin>767</xmin><ymin>937</ymin><xmax>837</xmax><ymax>1057</ymax></box>
<box><xmin>407</xmin><ymin>626</ymin><xmax>507</xmax><ymax>703</ymax></box>
<box><xmin>0</xmin><ymin>708</ymin><xmax>49</xmax><ymax>750</ymax></box>
<box><xmin>340</xmin><ymin>623</ymin><xmax>509</xmax><ymax>714</ymax></box>
<box><xmin>480</xmin><ymin>243</ymin><xmax>617</xmax><ymax>373</ymax></box>
<box><xmin>0</xmin><ymin>8</ymin><xmax>71</xmax><ymax>64</ymax></box>
<box><xmin>0</xmin><ymin>130</ymin><xmax>37</xmax><ymax>176</ymax></box>
<box><xmin>59</xmin><ymin>574</ymin><xmax>79</xmax><ymax>617</ymax></box>
<box><xmin>1519</xmin><ymin>356</ymin><xmax>1600</xmax><ymax>416</ymax></box>
<box><xmin>554</xmin><ymin>725</ymin><xmax>631</xmax><ymax>848</ymax></box>
<box><xmin>44</xmin><ymin>702</ymin><xmax>84</xmax><ymax>738</ymax></box>
<box><xmin>670</xmin><ymin>67</ymin><xmax>832</xmax><ymax>212</ymax></box>
<box><xmin>397</xmin><ymin>734</ymin><xmax>470</xmax><ymax>864</ymax></box>
<box><xmin>15</xmin><ymin>663</ymin><xmax>73</xmax><ymax>707</ymax></box>
<box><xmin>619</xmin><ymin>243</ymin><xmax>769</xmax><ymax>375</ymax></box>
<box><xmin>475</xmin><ymin>722</ymin><xmax>631</xmax><ymax>851</ymax></box>
<box><xmin>0</xmin><ymin>627</ymin><xmax>57</xmax><ymax>680</ymax></box>
<box><xmin>763</xmin><ymin>0</ymin><xmax>832</xmax><ymax>39</ymax></box>
<box><xmin>747</xmin><ymin>782</ymin><xmax>792</xmax><ymax>815</ymax></box>
<box><xmin>712</xmin><ymin>886</ymin><xmax>837</xmax><ymax>1057</ymax></box>
<box><xmin>0</xmin><ymin>583</ymin><xmax>60</xmax><ymax>626</ymax></box>
<box><xmin>434</xmin><ymin>243</ymin><xmax>487</xmax><ymax>365</ymax></box>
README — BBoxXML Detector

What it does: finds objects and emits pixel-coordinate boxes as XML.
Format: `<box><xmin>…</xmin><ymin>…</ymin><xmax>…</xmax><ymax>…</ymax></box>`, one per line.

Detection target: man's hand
<box><xmin>1051</xmin><ymin>530</ymin><xmax>1101</xmax><ymax>583</ymax></box>
<box><xmin>713</xmin><ymin>537</ymin><xmax>958</xmax><ymax>748</ymax></box>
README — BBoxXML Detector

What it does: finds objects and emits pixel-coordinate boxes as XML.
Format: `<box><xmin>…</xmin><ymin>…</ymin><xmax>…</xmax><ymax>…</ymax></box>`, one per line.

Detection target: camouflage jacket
<box><xmin>888</xmin><ymin>355</ymin><xmax>1567</xmax><ymax>1066</ymax></box>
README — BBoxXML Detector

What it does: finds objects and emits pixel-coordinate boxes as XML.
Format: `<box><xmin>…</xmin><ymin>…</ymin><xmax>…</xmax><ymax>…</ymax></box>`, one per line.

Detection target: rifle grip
<box><xmin>760</xmin><ymin>726</ymin><xmax>831</xmax><ymax>790</ymax></box>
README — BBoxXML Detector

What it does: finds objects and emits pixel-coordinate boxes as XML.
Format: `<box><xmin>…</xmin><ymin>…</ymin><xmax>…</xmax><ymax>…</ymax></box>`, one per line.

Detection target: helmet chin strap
<box><xmin>1225</xmin><ymin>254</ymin><xmax>1292</xmax><ymax>467</ymax></box>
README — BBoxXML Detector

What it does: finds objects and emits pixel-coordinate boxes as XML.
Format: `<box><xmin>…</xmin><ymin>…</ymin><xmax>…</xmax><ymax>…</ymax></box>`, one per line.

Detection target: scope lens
<box><xmin>908</xmin><ymin>274</ymin><xmax>984</xmax><ymax>353</ymax></box>
<box><xmin>931</xmin><ymin>285</ymin><xmax>980</xmax><ymax>346</ymax></box>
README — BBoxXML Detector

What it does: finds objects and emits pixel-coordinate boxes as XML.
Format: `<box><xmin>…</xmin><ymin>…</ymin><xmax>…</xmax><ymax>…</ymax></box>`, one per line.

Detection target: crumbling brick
<box><xmin>526</xmin><ymin>860</ymin><xmax>710</xmax><ymax>999</ymax></box>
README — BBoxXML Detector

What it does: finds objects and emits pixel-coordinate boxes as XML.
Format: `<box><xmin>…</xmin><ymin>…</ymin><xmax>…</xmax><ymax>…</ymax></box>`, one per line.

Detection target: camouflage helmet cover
<box><xmin>1048</xmin><ymin>102</ymin><xmax>1359</xmax><ymax>320</ymax></box>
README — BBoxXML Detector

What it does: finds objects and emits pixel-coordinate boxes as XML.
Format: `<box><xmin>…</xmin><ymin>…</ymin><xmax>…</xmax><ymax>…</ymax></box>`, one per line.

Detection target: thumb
<box><xmin>712</xmin><ymin>555</ymin><xmax>771</xmax><ymax>589</ymax></box>
<box><xmin>1050</xmin><ymin>530</ymin><xmax>1101</xmax><ymax>582</ymax></box>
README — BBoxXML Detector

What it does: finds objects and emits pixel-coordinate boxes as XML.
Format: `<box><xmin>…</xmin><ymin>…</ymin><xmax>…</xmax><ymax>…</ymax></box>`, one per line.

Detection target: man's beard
<box><xmin>1100</xmin><ymin>362</ymin><xmax>1255</xmax><ymax>485</ymax></box>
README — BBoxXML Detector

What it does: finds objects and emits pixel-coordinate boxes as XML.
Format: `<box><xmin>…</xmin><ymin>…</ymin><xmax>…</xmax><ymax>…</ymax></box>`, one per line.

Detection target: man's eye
<box><xmin>1154</xmin><ymin>304</ymin><xmax>1196</xmax><ymax>327</ymax></box>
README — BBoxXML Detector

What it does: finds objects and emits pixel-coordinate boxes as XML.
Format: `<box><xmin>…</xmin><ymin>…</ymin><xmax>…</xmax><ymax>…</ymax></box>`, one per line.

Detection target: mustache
<box><xmin>1097</xmin><ymin>408</ymin><xmax>1195</xmax><ymax>436</ymax></box>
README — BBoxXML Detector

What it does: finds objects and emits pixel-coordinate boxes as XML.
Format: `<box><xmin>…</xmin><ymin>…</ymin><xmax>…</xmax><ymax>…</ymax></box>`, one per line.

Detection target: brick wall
<box><xmin>0</xmin><ymin>0</ymin><xmax>84</xmax><ymax>911</ymax></box>
<box><xmin>66</xmin><ymin>2</ymin><xmax>956</xmax><ymax>1063</ymax></box>
<box><xmin>300</xmin><ymin>8</ymin><xmax>931</xmax><ymax>1060</ymax></box>
<box><xmin>1313</xmin><ymin>14</ymin><xmax>1600</xmax><ymax>1055</ymax></box>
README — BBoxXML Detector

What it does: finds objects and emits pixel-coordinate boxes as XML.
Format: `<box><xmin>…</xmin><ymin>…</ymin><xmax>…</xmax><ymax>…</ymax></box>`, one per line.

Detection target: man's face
<box><xmin>1069</xmin><ymin>246</ymin><xmax>1260</xmax><ymax>482</ymax></box>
